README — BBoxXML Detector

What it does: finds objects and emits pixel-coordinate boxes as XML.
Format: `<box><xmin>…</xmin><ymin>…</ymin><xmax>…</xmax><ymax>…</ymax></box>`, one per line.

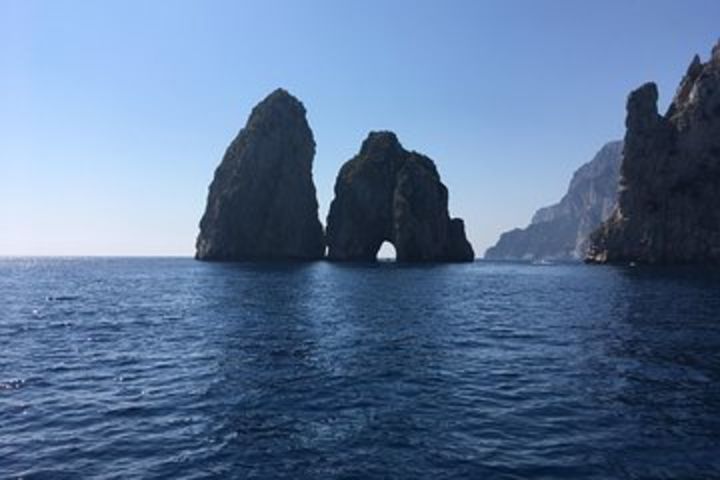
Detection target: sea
<box><xmin>2</xmin><ymin>257</ymin><xmax>720</xmax><ymax>479</ymax></box>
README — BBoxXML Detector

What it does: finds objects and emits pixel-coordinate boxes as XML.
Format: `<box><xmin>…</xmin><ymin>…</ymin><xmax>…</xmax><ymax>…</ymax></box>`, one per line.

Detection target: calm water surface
<box><xmin>2</xmin><ymin>258</ymin><xmax>720</xmax><ymax>479</ymax></box>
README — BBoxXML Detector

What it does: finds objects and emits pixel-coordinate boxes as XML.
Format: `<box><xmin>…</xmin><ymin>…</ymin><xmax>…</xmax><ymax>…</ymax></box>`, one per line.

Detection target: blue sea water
<box><xmin>1</xmin><ymin>257</ymin><xmax>720</xmax><ymax>479</ymax></box>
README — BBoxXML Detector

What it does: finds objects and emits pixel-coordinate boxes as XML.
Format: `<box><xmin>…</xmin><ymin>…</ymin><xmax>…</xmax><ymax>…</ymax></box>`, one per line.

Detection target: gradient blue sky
<box><xmin>1</xmin><ymin>0</ymin><xmax>719</xmax><ymax>256</ymax></box>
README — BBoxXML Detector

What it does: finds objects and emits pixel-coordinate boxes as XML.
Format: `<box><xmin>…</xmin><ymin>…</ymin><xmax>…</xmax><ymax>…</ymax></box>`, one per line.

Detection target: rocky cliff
<box><xmin>326</xmin><ymin>131</ymin><xmax>474</xmax><ymax>262</ymax></box>
<box><xmin>587</xmin><ymin>41</ymin><xmax>720</xmax><ymax>264</ymax></box>
<box><xmin>485</xmin><ymin>141</ymin><xmax>623</xmax><ymax>261</ymax></box>
<box><xmin>196</xmin><ymin>89</ymin><xmax>325</xmax><ymax>261</ymax></box>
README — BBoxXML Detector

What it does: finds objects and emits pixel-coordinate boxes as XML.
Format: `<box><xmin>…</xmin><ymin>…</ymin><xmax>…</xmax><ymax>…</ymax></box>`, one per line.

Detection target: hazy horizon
<box><xmin>2</xmin><ymin>0</ymin><xmax>720</xmax><ymax>256</ymax></box>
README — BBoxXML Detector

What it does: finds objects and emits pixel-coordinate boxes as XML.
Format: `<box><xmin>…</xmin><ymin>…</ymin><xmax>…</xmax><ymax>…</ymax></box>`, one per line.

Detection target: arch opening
<box><xmin>377</xmin><ymin>240</ymin><xmax>396</xmax><ymax>262</ymax></box>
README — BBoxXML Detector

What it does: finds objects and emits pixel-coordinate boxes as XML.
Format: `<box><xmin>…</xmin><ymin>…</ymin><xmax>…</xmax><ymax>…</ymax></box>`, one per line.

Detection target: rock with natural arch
<box><xmin>326</xmin><ymin>131</ymin><xmax>474</xmax><ymax>262</ymax></box>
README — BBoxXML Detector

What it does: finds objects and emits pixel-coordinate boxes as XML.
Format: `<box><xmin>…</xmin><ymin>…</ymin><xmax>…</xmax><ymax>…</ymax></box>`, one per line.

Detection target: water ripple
<box><xmin>1</xmin><ymin>258</ymin><xmax>720</xmax><ymax>479</ymax></box>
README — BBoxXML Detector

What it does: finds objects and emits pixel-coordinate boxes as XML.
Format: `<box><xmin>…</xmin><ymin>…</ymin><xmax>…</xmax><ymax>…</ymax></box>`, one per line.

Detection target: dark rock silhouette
<box><xmin>196</xmin><ymin>89</ymin><xmax>325</xmax><ymax>261</ymax></box>
<box><xmin>326</xmin><ymin>131</ymin><xmax>474</xmax><ymax>262</ymax></box>
<box><xmin>587</xmin><ymin>41</ymin><xmax>720</xmax><ymax>264</ymax></box>
<box><xmin>485</xmin><ymin>141</ymin><xmax>622</xmax><ymax>261</ymax></box>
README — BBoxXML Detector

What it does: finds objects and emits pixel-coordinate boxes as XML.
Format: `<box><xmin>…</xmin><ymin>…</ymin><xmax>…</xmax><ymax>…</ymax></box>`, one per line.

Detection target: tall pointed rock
<box><xmin>196</xmin><ymin>89</ymin><xmax>325</xmax><ymax>260</ymax></box>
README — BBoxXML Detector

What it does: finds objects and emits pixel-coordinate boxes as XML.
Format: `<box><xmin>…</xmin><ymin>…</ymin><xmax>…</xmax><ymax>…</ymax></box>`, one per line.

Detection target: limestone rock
<box><xmin>196</xmin><ymin>89</ymin><xmax>325</xmax><ymax>261</ymax></box>
<box><xmin>587</xmin><ymin>41</ymin><xmax>720</xmax><ymax>264</ymax></box>
<box><xmin>485</xmin><ymin>141</ymin><xmax>623</xmax><ymax>261</ymax></box>
<box><xmin>326</xmin><ymin>131</ymin><xmax>474</xmax><ymax>262</ymax></box>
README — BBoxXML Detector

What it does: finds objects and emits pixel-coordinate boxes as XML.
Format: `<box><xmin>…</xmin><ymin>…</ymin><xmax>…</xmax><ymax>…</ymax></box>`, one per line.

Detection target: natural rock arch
<box><xmin>377</xmin><ymin>241</ymin><xmax>397</xmax><ymax>261</ymax></box>
<box><xmin>326</xmin><ymin>131</ymin><xmax>474</xmax><ymax>262</ymax></box>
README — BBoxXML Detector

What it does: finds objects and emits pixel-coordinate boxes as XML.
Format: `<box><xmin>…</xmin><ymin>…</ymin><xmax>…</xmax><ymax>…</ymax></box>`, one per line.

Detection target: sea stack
<box><xmin>485</xmin><ymin>140</ymin><xmax>623</xmax><ymax>261</ymax></box>
<box><xmin>326</xmin><ymin>131</ymin><xmax>474</xmax><ymax>262</ymax></box>
<box><xmin>196</xmin><ymin>89</ymin><xmax>325</xmax><ymax>260</ymax></box>
<box><xmin>587</xmin><ymin>41</ymin><xmax>720</xmax><ymax>264</ymax></box>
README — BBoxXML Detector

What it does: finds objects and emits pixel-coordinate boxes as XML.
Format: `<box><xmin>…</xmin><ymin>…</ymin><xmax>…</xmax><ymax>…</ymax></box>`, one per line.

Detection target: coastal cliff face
<box><xmin>196</xmin><ymin>89</ymin><xmax>325</xmax><ymax>260</ymax></box>
<box><xmin>485</xmin><ymin>141</ymin><xmax>623</xmax><ymax>261</ymax></box>
<box><xmin>587</xmin><ymin>42</ymin><xmax>720</xmax><ymax>264</ymax></box>
<box><xmin>326</xmin><ymin>131</ymin><xmax>474</xmax><ymax>262</ymax></box>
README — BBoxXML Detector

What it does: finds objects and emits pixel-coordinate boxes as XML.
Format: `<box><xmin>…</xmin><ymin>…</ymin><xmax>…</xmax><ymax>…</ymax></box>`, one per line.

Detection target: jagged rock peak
<box><xmin>254</xmin><ymin>88</ymin><xmax>305</xmax><ymax>114</ymax></box>
<box><xmin>587</xmin><ymin>41</ymin><xmax>720</xmax><ymax>264</ymax></box>
<box><xmin>359</xmin><ymin>131</ymin><xmax>404</xmax><ymax>155</ymax></box>
<box><xmin>241</xmin><ymin>88</ymin><xmax>309</xmax><ymax>133</ymax></box>
<box><xmin>712</xmin><ymin>38</ymin><xmax>720</xmax><ymax>63</ymax></box>
<box><xmin>669</xmin><ymin>56</ymin><xmax>703</xmax><ymax>116</ymax></box>
<box><xmin>626</xmin><ymin>83</ymin><xmax>665</xmax><ymax>134</ymax></box>
<box><xmin>195</xmin><ymin>88</ymin><xmax>325</xmax><ymax>261</ymax></box>
<box><xmin>326</xmin><ymin>131</ymin><xmax>474</xmax><ymax>262</ymax></box>
<box><xmin>689</xmin><ymin>54</ymin><xmax>703</xmax><ymax>74</ymax></box>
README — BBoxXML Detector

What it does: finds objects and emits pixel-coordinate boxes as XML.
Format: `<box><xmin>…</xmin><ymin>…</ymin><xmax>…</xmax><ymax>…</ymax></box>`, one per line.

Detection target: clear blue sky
<box><xmin>1</xmin><ymin>0</ymin><xmax>718</xmax><ymax>256</ymax></box>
